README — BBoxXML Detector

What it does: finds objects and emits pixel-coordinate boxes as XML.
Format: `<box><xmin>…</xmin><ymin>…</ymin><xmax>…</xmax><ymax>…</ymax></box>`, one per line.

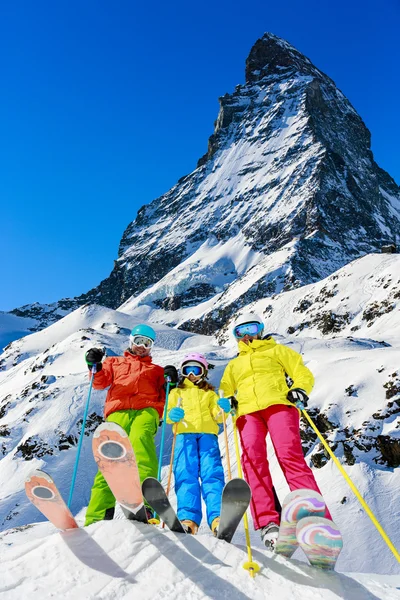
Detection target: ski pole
<box><xmin>219</xmin><ymin>390</ymin><xmax>232</xmax><ymax>480</ymax></box>
<box><xmin>299</xmin><ymin>403</ymin><xmax>400</xmax><ymax>563</ymax></box>
<box><xmin>157</xmin><ymin>377</ymin><xmax>171</xmax><ymax>482</ymax></box>
<box><xmin>232</xmin><ymin>411</ymin><xmax>260</xmax><ymax>578</ymax></box>
<box><xmin>68</xmin><ymin>364</ymin><xmax>96</xmax><ymax>508</ymax></box>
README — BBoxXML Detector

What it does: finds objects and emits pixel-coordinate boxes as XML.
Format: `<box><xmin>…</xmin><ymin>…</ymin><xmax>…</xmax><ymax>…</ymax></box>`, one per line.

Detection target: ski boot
<box><xmin>181</xmin><ymin>520</ymin><xmax>199</xmax><ymax>535</ymax></box>
<box><xmin>260</xmin><ymin>522</ymin><xmax>280</xmax><ymax>551</ymax></box>
<box><xmin>211</xmin><ymin>516</ymin><xmax>220</xmax><ymax>537</ymax></box>
<box><xmin>146</xmin><ymin>507</ymin><xmax>160</xmax><ymax>526</ymax></box>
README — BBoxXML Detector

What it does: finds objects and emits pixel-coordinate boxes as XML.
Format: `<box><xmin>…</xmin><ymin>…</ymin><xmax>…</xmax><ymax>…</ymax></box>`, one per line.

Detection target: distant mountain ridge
<box><xmin>5</xmin><ymin>32</ymin><xmax>400</xmax><ymax>333</ymax></box>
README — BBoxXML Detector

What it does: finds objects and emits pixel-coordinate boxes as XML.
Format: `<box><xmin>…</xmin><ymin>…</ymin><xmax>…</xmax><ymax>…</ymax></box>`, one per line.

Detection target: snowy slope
<box><xmin>1</xmin><ymin>519</ymin><xmax>400</xmax><ymax>600</ymax></box>
<box><xmin>0</xmin><ymin>255</ymin><xmax>399</xmax><ymax>584</ymax></box>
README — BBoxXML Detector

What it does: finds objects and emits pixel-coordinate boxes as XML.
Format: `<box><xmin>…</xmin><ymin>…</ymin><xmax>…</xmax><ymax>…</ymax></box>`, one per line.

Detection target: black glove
<box><xmin>85</xmin><ymin>348</ymin><xmax>105</xmax><ymax>371</ymax></box>
<box><xmin>287</xmin><ymin>388</ymin><xmax>308</xmax><ymax>407</ymax></box>
<box><xmin>229</xmin><ymin>396</ymin><xmax>239</xmax><ymax>412</ymax></box>
<box><xmin>164</xmin><ymin>365</ymin><xmax>178</xmax><ymax>385</ymax></box>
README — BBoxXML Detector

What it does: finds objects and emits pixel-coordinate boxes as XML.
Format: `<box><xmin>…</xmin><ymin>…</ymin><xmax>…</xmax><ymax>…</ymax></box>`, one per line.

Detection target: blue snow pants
<box><xmin>173</xmin><ymin>433</ymin><xmax>225</xmax><ymax>528</ymax></box>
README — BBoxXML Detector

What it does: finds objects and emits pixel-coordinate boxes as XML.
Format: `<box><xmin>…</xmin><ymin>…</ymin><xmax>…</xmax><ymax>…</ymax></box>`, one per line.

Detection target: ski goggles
<box><xmin>182</xmin><ymin>363</ymin><xmax>205</xmax><ymax>377</ymax></box>
<box><xmin>233</xmin><ymin>322</ymin><xmax>263</xmax><ymax>339</ymax></box>
<box><xmin>131</xmin><ymin>335</ymin><xmax>154</xmax><ymax>349</ymax></box>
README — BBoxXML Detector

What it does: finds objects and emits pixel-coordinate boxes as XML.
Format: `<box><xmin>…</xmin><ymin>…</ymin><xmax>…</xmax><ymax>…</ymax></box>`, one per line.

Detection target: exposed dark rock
<box><xmin>77</xmin><ymin>412</ymin><xmax>103</xmax><ymax>436</ymax></box>
<box><xmin>15</xmin><ymin>436</ymin><xmax>54</xmax><ymax>460</ymax></box>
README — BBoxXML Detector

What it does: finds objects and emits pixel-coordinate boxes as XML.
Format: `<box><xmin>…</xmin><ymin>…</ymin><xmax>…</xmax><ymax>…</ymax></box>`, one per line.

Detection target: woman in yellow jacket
<box><xmin>220</xmin><ymin>313</ymin><xmax>332</xmax><ymax>549</ymax></box>
<box><xmin>167</xmin><ymin>352</ymin><xmax>230</xmax><ymax>535</ymax></box>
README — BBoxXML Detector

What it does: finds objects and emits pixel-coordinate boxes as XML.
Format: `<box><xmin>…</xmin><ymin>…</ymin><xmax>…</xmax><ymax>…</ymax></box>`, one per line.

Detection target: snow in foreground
<box><xmin>1</xmin><ymin>519</ymin><xmax>400</xmax><ymax>600</ymax></box>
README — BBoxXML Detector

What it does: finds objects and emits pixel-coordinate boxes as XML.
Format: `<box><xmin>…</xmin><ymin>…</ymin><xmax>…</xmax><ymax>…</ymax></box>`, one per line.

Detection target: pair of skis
<box><xmin>142</xmin><ymin>476</ymin><xmax>251</xmax><ymax>542</ymax></box>
<box><xmin>25</xmin><ymin>422</ymin><xmax>153</xmax><ymax>531</ymax></box>
<box><xmin>25</xmin><ymin>421</ymin><xmax>251</xmax><ymax>543</ymax></box>
<box><xmin>274</xmin><ymin>489</ymin><xmax>343</xmax><ymax>570</ymax></box>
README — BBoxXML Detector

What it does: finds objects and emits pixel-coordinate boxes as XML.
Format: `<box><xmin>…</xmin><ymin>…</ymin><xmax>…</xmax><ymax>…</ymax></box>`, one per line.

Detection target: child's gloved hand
<box><xmin>168</xmin><ymin>407</ymin><xmax>185</xmax><ymax>422</ymax></box>
<box><xmin>217</xmin><ymin>398</ymin><xmax>231</xmax><ymax>414</ymax></box>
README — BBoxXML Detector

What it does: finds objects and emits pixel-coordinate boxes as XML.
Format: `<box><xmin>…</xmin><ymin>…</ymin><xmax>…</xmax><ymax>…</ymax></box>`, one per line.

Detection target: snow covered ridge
<box><xmin>3</xmin><ymin>32</ymin><xmax>399</xmax><ymax>333</ymax></box>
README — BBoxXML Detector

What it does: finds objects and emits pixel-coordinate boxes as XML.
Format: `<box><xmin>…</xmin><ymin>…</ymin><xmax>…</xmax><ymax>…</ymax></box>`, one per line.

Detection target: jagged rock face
<box><xmin>8</xmin><ymin>33</ymin><xmax>400</xmax><ymax>333</ymax></box>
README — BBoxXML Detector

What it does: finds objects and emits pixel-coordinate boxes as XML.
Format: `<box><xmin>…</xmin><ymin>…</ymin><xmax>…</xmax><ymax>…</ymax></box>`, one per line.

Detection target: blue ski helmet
<box><xmin>129</xmin><ymin>324</ymin><xmax>156</xmax><ymax>344</ymax></box>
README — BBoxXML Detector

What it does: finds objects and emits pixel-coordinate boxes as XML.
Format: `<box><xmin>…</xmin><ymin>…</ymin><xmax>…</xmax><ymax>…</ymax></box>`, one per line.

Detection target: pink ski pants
<box><xmin>237</xmin><ymin>404</ymin><xmax>331</xmax><ymax>529</ymax></box>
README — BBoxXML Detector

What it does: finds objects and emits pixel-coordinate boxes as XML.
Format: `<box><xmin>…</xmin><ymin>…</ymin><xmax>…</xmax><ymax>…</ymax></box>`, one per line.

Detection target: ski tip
<box><xmin>25</xmin><ymin>470</ymin><xmax>53</xmax><ymax>484</ymax></box>
<box><xmin>93</xmin><ymin>421</ymin><xmax>128</xmax><ymax>438</ymax></box>
<box><xmin>296</xmin><ymin>516</ymin><xmax>343</xmax><ymax>545</ymax></box>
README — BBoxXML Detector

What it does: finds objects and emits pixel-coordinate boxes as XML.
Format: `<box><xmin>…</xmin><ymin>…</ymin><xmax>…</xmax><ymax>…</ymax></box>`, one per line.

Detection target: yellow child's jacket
<box><xmin>167</xmin><ymin>379</ymin><xmax>223</xmax><ymax>435</ymax></box>
<box><xmin>220</xmin><ymin>336</ymin><xmax>314</xmax><ymax>418</ymax></box>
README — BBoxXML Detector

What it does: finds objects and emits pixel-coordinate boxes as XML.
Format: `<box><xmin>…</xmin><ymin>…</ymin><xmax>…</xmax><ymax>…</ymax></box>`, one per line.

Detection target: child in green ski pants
<box><xmin>84</xmin><ymin>324</ymin><xmax>167</xmax><ymax>525</ymax></box>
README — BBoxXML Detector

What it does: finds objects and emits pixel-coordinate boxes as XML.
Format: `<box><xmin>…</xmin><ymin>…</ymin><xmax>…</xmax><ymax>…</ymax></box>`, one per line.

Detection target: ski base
<box><xmin>297</xmin><ymin>516</ymin><xmax>343</xmax><ymax>570</ymax></box>
<box><xmin>274</xmin><ymin>489</ymin><xmax>326</xmax><ymax>558</ymax></box>
<box><xmin>217</xmin><ymin>478</ymin><xmax>251</xmax><ymax>543</ymax></box>
<box><xmin>93</xmin><ymin>421</ymin><xmax>145</xmax><ymax>519</ymax></box>
<box><xmin>25</xmin><ymin>470</ymin><xmax>78</xmax><ymax>530</ymax></box>
<box><xmin>142</xmin><ymin>477</ymin><xmax>186</xmax><ymax>533</ymax></box>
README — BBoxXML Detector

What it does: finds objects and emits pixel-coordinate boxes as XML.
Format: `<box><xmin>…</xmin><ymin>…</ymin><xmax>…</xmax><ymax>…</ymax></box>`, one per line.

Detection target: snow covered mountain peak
<box><xmin>3</xmin><ymin>33</ymin><xmax>400</xmax><ymax>338</ymax></box>
<box><xmin>245</xmin><ymin>31</ymin><xmax>325</xmax><ymax>83</ymax></box>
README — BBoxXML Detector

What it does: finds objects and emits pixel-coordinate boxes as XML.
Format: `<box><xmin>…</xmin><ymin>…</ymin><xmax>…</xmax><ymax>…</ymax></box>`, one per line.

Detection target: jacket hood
<box><xmin>238</xmin><ymin>336</ymin><xmax>277</xmax><ymax>355</ymax></box>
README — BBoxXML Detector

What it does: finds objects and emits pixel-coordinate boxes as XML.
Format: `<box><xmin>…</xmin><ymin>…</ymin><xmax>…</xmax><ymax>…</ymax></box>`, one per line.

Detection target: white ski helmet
<box><xmin>232</xmin><ymin>312</ymin><xmax>264</xmax><ymax>338</ymax></box>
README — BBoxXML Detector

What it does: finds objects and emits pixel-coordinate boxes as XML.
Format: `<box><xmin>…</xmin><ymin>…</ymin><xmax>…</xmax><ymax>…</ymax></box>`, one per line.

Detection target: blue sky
<box><xmin>1</xmin><ymin>0</ymin><xmax>399</xmax><ymax>311</ymax></box>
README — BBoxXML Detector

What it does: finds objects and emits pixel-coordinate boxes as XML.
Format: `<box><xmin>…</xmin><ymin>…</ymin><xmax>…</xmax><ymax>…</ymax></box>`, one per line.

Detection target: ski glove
<box><xmin>217</xmin><ymin>398</ymin><xmax>231</xmax><ymax>414</ymax></box>
<box><xmin>287</xmin><ymin>388</ymin><xmax>309</xmax><ymax>408</ymax></box>
<box><xmin>85</xmin><ymin>348</ymin><xmax>105</xmax><ymax>371</ymax></box>
<box><xmin>168</xmin><ymin>407</ymin><xmax>185</xmax><ymax>422</ymax></box>
<box><xmin>164</xmin><ymin>365</ymin><xmax>179</xmax><ymax>385</ymax></box>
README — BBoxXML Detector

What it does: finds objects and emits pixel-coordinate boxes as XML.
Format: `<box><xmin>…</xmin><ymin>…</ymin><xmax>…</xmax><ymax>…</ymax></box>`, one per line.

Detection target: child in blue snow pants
<box><xmin>166</xmin><ymin>352</ymin><xmax>231</xmax><ymax>534</ymax></box>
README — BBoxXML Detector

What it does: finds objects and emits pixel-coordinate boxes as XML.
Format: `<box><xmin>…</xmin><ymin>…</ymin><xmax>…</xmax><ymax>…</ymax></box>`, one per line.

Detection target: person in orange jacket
<box><xmin>84</xmin><ymin>324</ymin><xmax>166</xmax><ymax>525</ymax></box>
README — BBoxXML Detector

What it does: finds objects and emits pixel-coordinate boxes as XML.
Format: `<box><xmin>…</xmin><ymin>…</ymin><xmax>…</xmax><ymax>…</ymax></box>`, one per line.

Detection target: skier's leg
<box><xmin>237</xmin><ymin>411</ymin><xmax>281</xmax><ymax>528</ymax></box>
<box><xmin>84</xmin><ymin>469</ymin><xmax>116</xmax><ymax>526</ymax></box>
<box><xmin>267</xmin><ymin>405</ymin><xmax>332</xmax><ymax>519</ymax></box>
<box><xmin>126</xmin><ymin>408</ymin><xmax>159</xmax><ymax>483</ymax></box>
<box><xmin>84</xmin><ymin>410</ymin><xmax>134</xmax><ymax>526</ymax></box>
<box><xmin>174</xmin><ymin>434</ymin><xmax>202</xmax><ymax>526</ymax></box>
<box><xmin>198</xmin><ymin>434</ymin><xmax>225</xmax><ymax>528</ymax></box>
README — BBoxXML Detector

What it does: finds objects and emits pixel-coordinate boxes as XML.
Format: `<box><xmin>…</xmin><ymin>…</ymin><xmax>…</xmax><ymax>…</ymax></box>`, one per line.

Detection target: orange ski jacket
<box><xmin>92</xmin><ymin>351</ymin><xmax>166</xmax><ymax>419</ymax></box>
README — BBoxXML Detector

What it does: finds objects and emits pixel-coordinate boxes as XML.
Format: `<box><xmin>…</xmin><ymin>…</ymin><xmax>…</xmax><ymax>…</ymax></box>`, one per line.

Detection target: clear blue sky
<box><xmin>1</xmin><ymin>0</ymin><xmax>399</xmax><ymax>311</ymax></box>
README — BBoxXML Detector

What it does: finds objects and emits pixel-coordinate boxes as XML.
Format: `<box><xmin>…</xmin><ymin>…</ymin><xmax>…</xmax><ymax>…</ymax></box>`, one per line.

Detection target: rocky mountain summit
<box><xmin>7</xmin><ymin>33</ymin><xmax>400</xmax><ymax>335</ymax></box>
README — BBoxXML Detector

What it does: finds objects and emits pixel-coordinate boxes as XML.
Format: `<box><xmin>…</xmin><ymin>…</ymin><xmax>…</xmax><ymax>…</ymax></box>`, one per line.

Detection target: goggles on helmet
<box><xmin>131</xmin><ymin>335</ymin><xmax>154</xmax><ymax>349</ymax></box>
<box><xmin>182</xmin><ymin>363</ymin><xmax>205</xmax><ymax>377</ymax></box>
<box><xmin>233</xmin><ymin>322</ymin><xmax>263</xmax><ymax>339</ymax></box>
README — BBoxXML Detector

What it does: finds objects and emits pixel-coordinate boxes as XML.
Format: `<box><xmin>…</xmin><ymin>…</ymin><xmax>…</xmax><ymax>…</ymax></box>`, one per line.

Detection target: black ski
<box><xmin>142</xmin><ymin>477</ymin><xmax>186</xmax><ymax>533</ymax></box>
<box><xmin>217</xmin><ymin>478</ymin><xmax>251</xmax><ymax>543</ymax></box>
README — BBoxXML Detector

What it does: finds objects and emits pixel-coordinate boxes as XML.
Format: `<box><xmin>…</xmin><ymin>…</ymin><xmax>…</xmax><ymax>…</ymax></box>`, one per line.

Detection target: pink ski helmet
<box><xmin>180</xmin><ymin>352</ymin><xmax>209</xmax><ymax>371</ymax></box>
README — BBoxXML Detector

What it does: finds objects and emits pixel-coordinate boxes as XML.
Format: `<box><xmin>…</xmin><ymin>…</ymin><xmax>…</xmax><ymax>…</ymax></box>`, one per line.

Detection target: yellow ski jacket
<box><xmin>219</xmin><ymin>337</ymin><xmax>314</xmax><ymax>418</ymax></box>
<box><xmin>167</xmin><ymin>379</ymin><xmax>223</xmax><ymax>435</ymax></box>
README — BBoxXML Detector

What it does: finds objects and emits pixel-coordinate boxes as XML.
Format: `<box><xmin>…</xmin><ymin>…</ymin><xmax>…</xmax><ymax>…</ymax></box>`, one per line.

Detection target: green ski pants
<box><xmin>85</xmin><ymin>407</ymin><xmax>159</xmax><ymax>526</ymax></box>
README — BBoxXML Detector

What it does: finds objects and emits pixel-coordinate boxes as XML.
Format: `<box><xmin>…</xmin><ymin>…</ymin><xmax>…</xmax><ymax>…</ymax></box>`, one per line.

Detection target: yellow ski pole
<box><xmin>301</xmin><ymin>405</ymin><xmax>400</xmax><ymax>563</ymax></box>
<box><xmin>232</xmin><ymin>412</ymin><xmax>260</xmax><ymax>578</ymax></box>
